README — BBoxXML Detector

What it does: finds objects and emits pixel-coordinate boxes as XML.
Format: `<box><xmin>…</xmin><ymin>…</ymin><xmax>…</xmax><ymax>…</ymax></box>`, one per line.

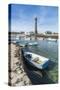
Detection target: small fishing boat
<box><xmin>23</xmin><ymin>52</ymin><xmax>50</xmax><ymax>69</ymax></box>
<box><xmin>28</xmin><ymin>42</ymin><xmax>38</xmax><ymax>46</ymax></box>
<box><xmin>47</xmin><ymin>38</ymin><xmax>57</xmax><ymax>42</ymax></box>
<box><xmin>18</xmin><ymin>43</ymin><xmax>26</xmax><ymax>47</ymax></box>
<box><xmin>11</xmin><ymin>40</ymin><xmax>16</xmax><ymax>43</ymax></box>
<box><xmin>17</xmin><ymin>41</ymin><xmax>38</xmax><ymax>47</ymax></box>
<box><xmin>16</xmin><ymin>42</ymin><xmax>28</xmax><ymax>47</ymax></box>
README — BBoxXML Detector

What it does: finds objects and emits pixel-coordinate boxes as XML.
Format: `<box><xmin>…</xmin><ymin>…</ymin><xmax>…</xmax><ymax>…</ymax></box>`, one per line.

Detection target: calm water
<box><xmin>28</xmin><ymin>40</ymin><xmax>58</xmax><ymax>83</ymax></box>
<box><xmin>18</xmin><ymin>39</ymin><xmax>58</xmax><ymax>83</ymax></box>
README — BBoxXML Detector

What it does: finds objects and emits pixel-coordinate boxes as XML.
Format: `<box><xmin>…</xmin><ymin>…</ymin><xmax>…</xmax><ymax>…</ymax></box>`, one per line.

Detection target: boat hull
<box><xmin>23</xmin><ymin>56</ymin><xmax>49</xmax><ymax>70</ymax></box>
<box><xmin>22</xmin><ymin>51</ymin><xmax>50</xmax><ymax>70</ymax></box>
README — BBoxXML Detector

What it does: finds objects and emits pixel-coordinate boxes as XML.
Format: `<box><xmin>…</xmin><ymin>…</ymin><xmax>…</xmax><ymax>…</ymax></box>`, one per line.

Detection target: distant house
<box><xmin>53</xmin><ymin>32</ymin><xmax>58</xmax><ymax>35</ymax></box>
<box><xmin>9</xmin><ymin>32</ymin><xmax>25</xmax><ymax>41</ymax></box>
<box><xmin>25</xmin><ymin>32</ymin><xmax>30</xmax><ymax>36</ymax></box>
<box><xmin>45</xmin><ymin>31</ymin><xmax>52</xmax><ymax>35</ymax></box>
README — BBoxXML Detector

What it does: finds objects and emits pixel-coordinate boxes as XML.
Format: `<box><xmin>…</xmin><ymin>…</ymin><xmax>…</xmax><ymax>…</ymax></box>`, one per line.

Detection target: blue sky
<box><xmin>10</xmin><ymin>4</ymin><xmax>58</xmax><ymax>33</ymax></box>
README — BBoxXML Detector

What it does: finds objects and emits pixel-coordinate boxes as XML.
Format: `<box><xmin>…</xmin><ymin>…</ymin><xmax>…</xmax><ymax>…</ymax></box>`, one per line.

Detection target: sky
<box><xmin>9</xmin><ymin>4</ymin><xmax>58</xmax><ymax>33</ymax></box>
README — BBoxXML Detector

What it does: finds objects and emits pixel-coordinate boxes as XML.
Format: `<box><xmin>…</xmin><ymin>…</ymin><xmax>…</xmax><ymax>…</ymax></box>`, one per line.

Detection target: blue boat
<box><xmin>23</xmin><ymin>52</ymin><xmax>50</xmax><ymax>69</ymax></box>
<box><xmin>16</xmin><ymin>41</ymin><xmax>38</xmax><ymax>47</ymax></box>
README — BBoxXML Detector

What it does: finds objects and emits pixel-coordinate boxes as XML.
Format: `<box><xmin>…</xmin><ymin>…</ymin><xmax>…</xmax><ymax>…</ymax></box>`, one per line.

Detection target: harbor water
<box><xmin>18</xmin><ymin>39</ymin><xmax>58</xmax><ymax>84</ymax></box>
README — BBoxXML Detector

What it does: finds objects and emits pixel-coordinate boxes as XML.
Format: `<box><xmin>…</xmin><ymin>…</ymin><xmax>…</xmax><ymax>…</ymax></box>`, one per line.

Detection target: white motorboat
<box><xmin>11</xmin><ymin>40</ymin><xmax>16</xmax><ymax>43</ymax></box>
<box><xmin>28</xmin><ymin>42</ymin><xmax>38</xmax><ymax>46</ymax></box>
<box><xmin>23</xmin><ymin>52</ymin><xmax>50</xmax><ymax>69</ymax></box>
<box><xmin>17</xmin><ymin>41</ymin><xmax>38</xmax><ymax>47</ymax></box>
<box><xmin>47</xmin><ymin>38</ymin><xmax>57</xmax><ymax>42</ymax></box>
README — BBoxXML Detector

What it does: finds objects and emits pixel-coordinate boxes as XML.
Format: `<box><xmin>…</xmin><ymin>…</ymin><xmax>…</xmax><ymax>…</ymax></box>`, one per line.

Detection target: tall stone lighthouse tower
<box><xmin>35</xmin><ymin>17</ymin><xmax>38</xmax><ymax>40</ymax></box>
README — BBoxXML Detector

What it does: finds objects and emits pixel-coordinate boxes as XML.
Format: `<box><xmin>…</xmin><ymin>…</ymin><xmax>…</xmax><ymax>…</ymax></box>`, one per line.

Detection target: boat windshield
<box><xmin>25</xmin><ymin>54</ymin><xmax>32</xmax><ymax>59</ymax></box>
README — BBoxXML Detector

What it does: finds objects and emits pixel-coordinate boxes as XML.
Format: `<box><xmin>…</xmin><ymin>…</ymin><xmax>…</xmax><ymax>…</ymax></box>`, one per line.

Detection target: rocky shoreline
<box><xmin>8</xmin><ymin>43</ymin><xmax>31</xmax><ymax>86</ymax></box>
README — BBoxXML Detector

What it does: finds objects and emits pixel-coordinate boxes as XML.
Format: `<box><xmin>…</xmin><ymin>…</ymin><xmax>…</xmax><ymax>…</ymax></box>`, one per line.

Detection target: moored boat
<box><xmin>23</xmin><ymin>52</ymin><xmax>50</xmax><ymax>69</ymax></box>
<box><xmin>28</xmin><ymin>42</ymin><xmax>38</xmax><ymax>46</ymax></box>
<box><xmin>47</xmin><ymin>38</ymin><xmax>57</xmax><ymax>42</ymax></box>
<box><xmin>16</xmin><ymin>41</ymin><xmax>38</xmax><ymax>47</ymax></box>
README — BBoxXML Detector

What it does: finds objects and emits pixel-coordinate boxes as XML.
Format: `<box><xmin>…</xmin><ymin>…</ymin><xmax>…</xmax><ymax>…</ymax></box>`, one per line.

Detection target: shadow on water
<box><xmin>46</xmin><ymin>60</ymin><xmax>56</xmax><ymax>71</ymax></box>
<box><xmin>21</xmin><ymin>51</ymin><xmax>56</xmax><ymax>85</ymax></box>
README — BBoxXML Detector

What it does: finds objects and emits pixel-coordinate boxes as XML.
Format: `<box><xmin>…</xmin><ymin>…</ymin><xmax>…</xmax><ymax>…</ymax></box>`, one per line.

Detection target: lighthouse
<box><xmin>35</xmin><ymin>17</ymin><xmax>38</xmax><ymax>40</ymax></box>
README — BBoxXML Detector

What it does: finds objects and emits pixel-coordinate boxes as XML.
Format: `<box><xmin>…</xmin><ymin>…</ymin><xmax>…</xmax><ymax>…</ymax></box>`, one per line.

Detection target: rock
<box><xmin>9</xmin><ymin>43</ymin><xmax>31</xmax><ymax>86</ymax></box>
